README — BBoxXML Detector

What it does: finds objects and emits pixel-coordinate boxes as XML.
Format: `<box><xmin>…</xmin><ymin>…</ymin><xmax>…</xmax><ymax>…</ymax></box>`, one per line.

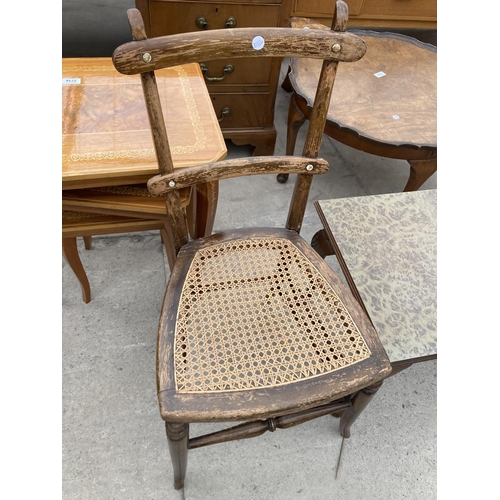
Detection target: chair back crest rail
<box><xmin>112</xmin><ymin>3</ymin><xmax>366</xmax><ymax>256</ymax></box>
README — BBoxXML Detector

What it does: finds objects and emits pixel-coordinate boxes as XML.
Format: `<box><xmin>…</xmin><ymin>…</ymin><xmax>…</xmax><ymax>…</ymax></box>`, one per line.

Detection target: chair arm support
<box><xmin>147</xmin><ymin>156</ymin><xmax>329</xmax><ymax>196</ymax></box>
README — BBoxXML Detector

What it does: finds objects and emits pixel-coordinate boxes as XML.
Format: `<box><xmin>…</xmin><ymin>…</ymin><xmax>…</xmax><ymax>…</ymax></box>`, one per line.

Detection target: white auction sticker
<box><xmin>374</xmin><ymin>71</ymin><xmax>386</xmax><ymax>78</ymax></box>
<box><xmin>62</xmin><ymin>78</ymin><xmax>81</xmax><ymax>85</ymax></box>
<box><xmin>252</xmin><ymin>36</ymin><xmax>265</xmax><ymax>50</ymax></box>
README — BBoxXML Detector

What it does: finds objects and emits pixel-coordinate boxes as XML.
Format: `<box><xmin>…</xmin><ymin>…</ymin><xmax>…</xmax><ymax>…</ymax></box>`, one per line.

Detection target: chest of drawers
<box><xmin>292</xmin><ymin>0</ymin><xmax>437</xmax><ymax>29</ymax></box>
<box><xmin>136</xmin><ymin>0</ymin><xmax>294</xmax><ymax>156</ymax></box>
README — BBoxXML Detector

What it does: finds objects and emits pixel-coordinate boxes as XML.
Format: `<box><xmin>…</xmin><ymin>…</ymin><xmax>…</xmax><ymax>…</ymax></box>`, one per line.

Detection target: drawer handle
<box><xmin>225</xmin><ymin>17</ymin><xmax>237</xmax><ymax>28</ymax></box>
<box><xmin>196</xmin><ymin>17</ymin><xmax>208</xmax><ymax>29</ymax></box>
<box><xmin>218</xmin><ymin>107</ymin><xmax>231</xmax><ymax>122</ymax></box>
<box><xmin>200</xmin><ymin>63</ymin><xmax>234</xmax><ymax>81</ymax></box>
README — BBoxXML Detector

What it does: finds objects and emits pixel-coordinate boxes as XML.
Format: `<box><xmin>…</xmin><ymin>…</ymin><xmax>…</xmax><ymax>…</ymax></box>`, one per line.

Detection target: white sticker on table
<box><xmin>62</xmin><ymin>78</ymin><xmax>81</xmax><ymax>85</ymax></box>
<box><xmin>393</xmin><ymin>115</ymin><xmax>400</xmax><ymax>120</ymax></box>
<box><xmin>374</xmin><ymin>71</ymin><xmax>386</xmax><ymax>78</ymax></box>
<box><xmin>252</xmin><ymin>36</ymin><xmax>265</xmax><ymax>50</ymax></box>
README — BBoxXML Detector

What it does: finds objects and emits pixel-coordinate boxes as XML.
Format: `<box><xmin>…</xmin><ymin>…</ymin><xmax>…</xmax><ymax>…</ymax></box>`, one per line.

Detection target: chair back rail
<box><xmin>112</xmin><ymin>29</ymin><xmax>366</xmax><ymax>75</ymax></box>
<box><xmin>147</xmin><ymin>157</ymin><xmax>329</xmax><ymax>196</ymax></box>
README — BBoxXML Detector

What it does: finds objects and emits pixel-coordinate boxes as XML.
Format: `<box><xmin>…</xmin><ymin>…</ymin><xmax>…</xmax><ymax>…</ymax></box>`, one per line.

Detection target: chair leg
<box><xmin>62</xmin><ymin>237</ymin><xmax>91</xmax><ymax>303</ymax></box>
<box><xmin>404</xmin><ymin>158</ymin><xmax>437</xmax><ymax>192</ymax></box>
<box><xmin>165</xmin><ymin>422</ymin><xmax>189</xmax><ymax>490</ymax></box>
<box><xmin>339</xmin><ymin>380</ymin><xmax>384</xmax><ymax>438</ymax></box>
<box><xmin>277</xmin><ymin>93</ymin><xmax>307</xmax><ymax>183</ymax></box>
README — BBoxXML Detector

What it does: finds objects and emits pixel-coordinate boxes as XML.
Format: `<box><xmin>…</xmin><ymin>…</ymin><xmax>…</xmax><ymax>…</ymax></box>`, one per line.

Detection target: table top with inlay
<box><xmin>62</xmin><ymin>58</ymin><xmax>227</xmax><ymax>190</ymax></box>
<box><xmin>315</xmin><ymin>189</ymin><xmax>437</xmax><ymax>364</ymax></box>
<box><xmin>290</xmin><ymin>27</ymin><xmax>437</xmax><ymax>149</ymax></box>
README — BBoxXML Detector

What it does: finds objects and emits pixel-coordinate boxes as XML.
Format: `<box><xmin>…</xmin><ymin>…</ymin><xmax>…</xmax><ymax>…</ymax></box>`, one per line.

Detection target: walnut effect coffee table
<box><xmin>280</xmin><ymin>24</ymin><xmax>437</xmax><ymax>191</ymax></box>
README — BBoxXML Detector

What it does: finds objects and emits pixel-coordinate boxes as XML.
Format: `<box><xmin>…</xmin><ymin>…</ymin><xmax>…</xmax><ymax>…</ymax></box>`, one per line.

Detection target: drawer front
<box><xmin>149</xmin><ymin>2</ymin><xmax>281</xmax><ymax>34</ymax></box>
<box><xmin>211</xmin><ymin>93</ymin><xmax>270</xmax><ymax>129</ymax></box>
<box><xmin>294</xmin><ymin>0</ymin><xmax>364</xmax><ymax>17</ymax></box>
<box><xmin>361</xmin><ymin>0</ymin><xmax>436</xmax><ymax>19</ymax></box>
<box><xmin>149</xmin><ymin>2</ymin><xmax>280</xmax><ymax>87</ymax></box>
<box><xmin>292</xmin><ymin>0</ymin><xmax>436</xmax><ymax>22</ymax></box>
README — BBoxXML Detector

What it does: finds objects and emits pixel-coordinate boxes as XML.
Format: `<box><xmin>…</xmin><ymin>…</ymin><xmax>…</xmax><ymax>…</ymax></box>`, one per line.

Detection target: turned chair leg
<box><xmin>277</xmin><ymin>93</ymin><xmax>307</xmax><ymax>184</ymax></box>
<box><xmin>165</xmin><ymin>422</ymin><xmax>189</xmax><ymax>490</ymax></box>
<box><xmin>62</xmin><ymin>237</ymin><xmax>91</xmax><ymax>304</ymax></box>
<box><xmin>339</xmin><ymin>380</ymin><xmax>383</xmax><ymax>438</ymax></box>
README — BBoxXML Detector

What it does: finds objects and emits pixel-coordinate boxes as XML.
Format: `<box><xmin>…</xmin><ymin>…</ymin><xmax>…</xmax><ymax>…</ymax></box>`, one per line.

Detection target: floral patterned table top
<box><xmin>316</xmin><ymin>190</ymin><xmax>437</xmax><ymax>363</ymax></box>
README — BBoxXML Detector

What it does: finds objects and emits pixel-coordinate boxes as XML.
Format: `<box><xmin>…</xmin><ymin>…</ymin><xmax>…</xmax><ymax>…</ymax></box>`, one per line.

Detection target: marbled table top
<box><xmin>316</xmin><ymin>190</ymin><xmax>437</xmax><ymax>363</ymax></box>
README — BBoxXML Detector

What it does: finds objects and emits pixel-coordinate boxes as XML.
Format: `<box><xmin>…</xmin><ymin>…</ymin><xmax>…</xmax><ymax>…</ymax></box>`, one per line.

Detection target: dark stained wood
<box><xmin>310</xmin><ymin>228</ymin><xmax>335</xmax><ymax>259</ymax></box>
<box><xmin>285</xmin><ymin>3</ymin><xmax>348</xmax><ymax>232</ymax></box>
<box><xmin>157</xmin><ymin>228</ymin><xmax>391</xmax><ymax>422</ymax></box>
<box><xmin>116</xmin><ymin>4</ymin><xmax>393</xmax><ymax>489</ymax></box>
<box><xmin>113</xmin><ymin>25</ymin><xmax>366</xmax><ymax>74</ymax></box>
<box><xmin>188</xmin><ymin>399</ymin><xmax>351</xmax><ymax>449</ymax></box>
<box><xmin>127</xmin><ymin>9</ymin><xmax>189</xmax><ymax>254</ymax></box>
<box><xmin>339</xmin><ymin>380</ymin><xmax>383</xmax><ymax>438</ymax></box>
<box><xmin>165</xmin><ymin>422</ymin><xmax>189</xmax><ymax>490</ymax></box>
<box><xmin>147</xmin><ymin>156</ymin><xmax>328</xmax><ymax>195</ymax></box>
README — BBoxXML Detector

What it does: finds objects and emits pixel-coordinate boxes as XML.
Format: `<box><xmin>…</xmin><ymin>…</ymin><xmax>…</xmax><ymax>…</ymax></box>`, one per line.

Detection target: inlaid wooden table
<box><xmin>62</xmin><ymin>58</ymin><xmax>227</xmax><ymax>302</ymax></box>
<box><xmin>312</xmin><ymin>189</ymin><xmax>437</xmax><ymax>436</ymax></box>
<box><xmin>280</xmin><ymin>23</ymin><xmax>437</xmax><ymax>191</ymax></box>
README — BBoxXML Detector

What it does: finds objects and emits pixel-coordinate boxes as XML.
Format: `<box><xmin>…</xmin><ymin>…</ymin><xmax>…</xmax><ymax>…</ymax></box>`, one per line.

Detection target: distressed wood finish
<box><xmin>285</xmin><ymin>6</ymin><xmax>346</xmax><ymax>232</ymax></box>
<box><xmin>147</xmin><ymin>156</ymin><xmax>328</xmax><ymax>196</ymax></box>
<box><xmin>113</xmin><ymin>28</ymin><xmax>366</xmax><ymax>75</ymax></box>
<box><xmin>114</xmin><ymin>3</ymin><xmax>392</xmax><ymax>489</ymax></box>
<box><xmin>188</xmin><ymin>399</ymin><xmax>352</xmax><ymax>449</ymax></box>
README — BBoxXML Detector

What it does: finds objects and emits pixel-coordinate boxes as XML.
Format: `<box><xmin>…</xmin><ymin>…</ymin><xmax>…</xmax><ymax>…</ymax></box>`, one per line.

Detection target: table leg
<box><xmin>62</xmin><ymin>237</ymin><xmax>91</xmax><ymax>304</ymax></box>
<box><xmin>281</xmin><ymin>65</ymin><xmax>293</xmax><ymax>92</ymax></box>
<box><xmin>83</xmin><ymin>236</ymin><xmax>92</xmax><ymax>250</ymax></box>
<box><xmin>404</xmin><ymin>158</ymin><xmax>437</xmax><ymax>192</ymax></box>
<box><xmin>311</xmin><ymin>229</ymin><xmax>335</xmax><ymax>258</ymax></box>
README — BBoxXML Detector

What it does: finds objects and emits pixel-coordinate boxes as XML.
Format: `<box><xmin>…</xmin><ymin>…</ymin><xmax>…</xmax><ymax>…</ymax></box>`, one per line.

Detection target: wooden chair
<box><xmin>112</xmin><ymin>2</ymin><xmax>392</xmax><ymax>489</ymax></box>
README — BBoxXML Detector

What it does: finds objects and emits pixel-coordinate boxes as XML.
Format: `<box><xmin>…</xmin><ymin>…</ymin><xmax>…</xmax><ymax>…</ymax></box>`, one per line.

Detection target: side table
<box><xmin>312</xmin><ymin>189</ymin><xmax>437</xmax><ymax>436</ymax></box>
